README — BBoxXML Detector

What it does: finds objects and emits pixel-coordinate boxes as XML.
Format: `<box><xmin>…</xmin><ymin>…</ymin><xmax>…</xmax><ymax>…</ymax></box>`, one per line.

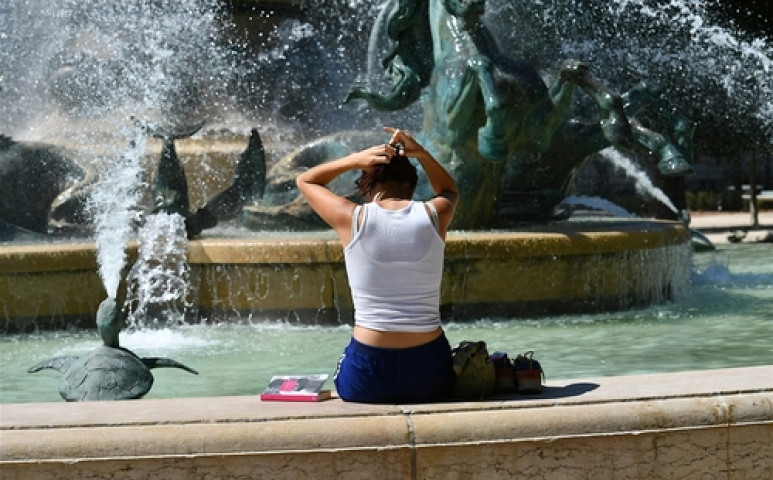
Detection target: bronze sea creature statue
<box><xmin>0</xmin><ymin>134</ymin><xmax>88</xmax><ymax>236</ymax></box>
<box><xmin>132</xmin><ymin>118</ymin><xmax>268</xmax><ymax>238</ymax></box>
<box><xmin>28</xmin><ymin>296</ymin><xmax>198</xmax><ymax>401</ymax></box>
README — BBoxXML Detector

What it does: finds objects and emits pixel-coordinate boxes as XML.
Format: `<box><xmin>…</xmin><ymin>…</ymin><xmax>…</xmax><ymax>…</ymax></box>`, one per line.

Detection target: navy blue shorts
<box><xmin>333</xmin><ymin>332</ymin><xmax>455</xmax><ymax>404</ymax></box>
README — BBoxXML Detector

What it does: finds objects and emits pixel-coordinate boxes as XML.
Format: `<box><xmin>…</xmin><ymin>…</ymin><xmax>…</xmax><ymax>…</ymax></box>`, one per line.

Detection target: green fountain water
<box><xmin>3</xmin><ymin>243</ymin><xmax>770</xmax><ymax>404</ymax></box>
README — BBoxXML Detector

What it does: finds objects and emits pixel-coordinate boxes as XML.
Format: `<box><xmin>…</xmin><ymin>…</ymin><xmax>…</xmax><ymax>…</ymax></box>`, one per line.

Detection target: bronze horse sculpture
<box><xmin>345</xmin><ymin>0</ymin><xmax>693</xmax><ymax>228</ymax></box>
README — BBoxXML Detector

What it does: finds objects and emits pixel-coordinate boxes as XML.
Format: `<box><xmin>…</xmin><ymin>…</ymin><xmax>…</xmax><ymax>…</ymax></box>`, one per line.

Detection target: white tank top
<box><xmin>344</xmin><ymin>201</ymin><xmax>445</xmax><ymax>332</ymax></box>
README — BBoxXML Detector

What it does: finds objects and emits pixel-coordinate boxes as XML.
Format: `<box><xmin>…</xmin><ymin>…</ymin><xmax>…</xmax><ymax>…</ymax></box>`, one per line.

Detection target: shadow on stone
<box><xmin>488</xmin><ymin>382</ymin><xmax>600</xmax><ymax>402</ymax></box>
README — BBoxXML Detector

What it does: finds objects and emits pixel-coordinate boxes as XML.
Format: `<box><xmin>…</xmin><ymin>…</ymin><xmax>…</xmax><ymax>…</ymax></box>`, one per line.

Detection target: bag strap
<box><xmin>451</xmin><ymin>341</ymin><xmax>486</xmax><ymax>375</ymax></box>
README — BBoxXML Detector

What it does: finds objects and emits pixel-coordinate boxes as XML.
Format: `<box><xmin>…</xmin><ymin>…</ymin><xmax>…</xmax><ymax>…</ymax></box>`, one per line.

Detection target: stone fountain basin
<box><xmin>1</xmin><ymin>219</ymin><xmax>690</xmax><ymax>331</ymax></box>
<box><xmin>0</xmin><ymin>220</ymin><xmax>691</xmax><ymax>332</ymax></box>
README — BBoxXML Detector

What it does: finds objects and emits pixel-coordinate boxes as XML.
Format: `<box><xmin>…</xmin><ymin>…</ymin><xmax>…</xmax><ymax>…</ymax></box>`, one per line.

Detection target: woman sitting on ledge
<box><xmin>296</xmin><ymin>127</ymin><xmax>458</xmax><ymax>403</ymax></box>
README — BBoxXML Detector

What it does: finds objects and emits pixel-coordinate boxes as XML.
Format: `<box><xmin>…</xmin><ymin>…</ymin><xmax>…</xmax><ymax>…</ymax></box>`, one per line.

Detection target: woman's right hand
<box><xmin>350</xmin><ymin>144</ymin><xmax>400</xmax><ymax>169</ymax></box>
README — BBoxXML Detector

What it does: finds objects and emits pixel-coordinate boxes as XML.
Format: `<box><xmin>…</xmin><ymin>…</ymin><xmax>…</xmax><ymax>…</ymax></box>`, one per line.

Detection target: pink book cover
<box><xmin>260</xmin><ymin>374</ymin><xmax>331</xmax><ymax>402</ymax></box>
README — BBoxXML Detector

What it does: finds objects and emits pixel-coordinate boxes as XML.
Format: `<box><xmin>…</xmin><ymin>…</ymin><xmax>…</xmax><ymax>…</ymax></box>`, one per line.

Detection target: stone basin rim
<box><xmin>1</xmin><ymin>219</ymin><xmax>689</xmax><ymax>272</ymax></box>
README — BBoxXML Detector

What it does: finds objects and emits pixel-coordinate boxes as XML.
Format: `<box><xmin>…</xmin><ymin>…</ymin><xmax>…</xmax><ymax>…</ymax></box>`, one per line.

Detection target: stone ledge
<box><xmin>1</xmin><ymin>366</ymin><xmax>771</xmax><ymax>479</ymax></box>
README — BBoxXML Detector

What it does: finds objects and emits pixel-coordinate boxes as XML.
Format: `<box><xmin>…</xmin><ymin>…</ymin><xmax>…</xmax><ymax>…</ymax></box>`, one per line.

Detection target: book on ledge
<box><xmin>260</xmin><ymin>374</ymin><xmax>332</xmax><ymax>402</ymax></box>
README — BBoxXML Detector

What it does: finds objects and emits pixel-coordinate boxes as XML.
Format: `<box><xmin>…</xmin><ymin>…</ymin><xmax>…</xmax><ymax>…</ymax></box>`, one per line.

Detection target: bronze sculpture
<box><xmin>345</xmin><ymin>0</ymin><xmax>693</xmax><ymax>228</ymax></box>
<box><xmin>28</xmin><ymin>296</ymin><xmax>198</xmax><ymax>401</ymax></box>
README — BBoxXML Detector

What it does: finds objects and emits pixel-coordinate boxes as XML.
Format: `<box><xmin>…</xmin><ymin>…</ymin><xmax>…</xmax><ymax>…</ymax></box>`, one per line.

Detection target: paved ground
<box><xmin>689</xmin><ymin>210</ymin><xmax>773</xmax><ymax>244</ymax></box>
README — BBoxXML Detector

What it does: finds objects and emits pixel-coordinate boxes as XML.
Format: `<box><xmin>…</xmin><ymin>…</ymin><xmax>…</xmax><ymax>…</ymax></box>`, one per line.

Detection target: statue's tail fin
<box><xmin>199</xmin><ymin>128</ymin><xmax>267</xmax><ymax>221</ymax></box>
<box><xmin>131</xmin><ymin>117</ymin><xmax>204</xmax><ymax>140</ymax></box>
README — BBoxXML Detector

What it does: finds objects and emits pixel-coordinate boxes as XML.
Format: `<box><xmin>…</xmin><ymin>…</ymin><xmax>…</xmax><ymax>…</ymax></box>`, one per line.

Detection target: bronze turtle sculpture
<box><xmin>28</xmin><ymin>296</ymin><xmax>198</xmax><ymax>401</ymax></box>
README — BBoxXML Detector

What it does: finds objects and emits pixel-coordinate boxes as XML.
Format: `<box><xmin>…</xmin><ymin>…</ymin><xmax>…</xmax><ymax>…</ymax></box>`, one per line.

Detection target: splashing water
<box><xmin>89</xmin><ymin>131</ymin><xmax>146</xmax><ymax>298</ymax></box>
<box><xmin>120</xmin><ymin>328</ymin><xmax>214</xmax><ymax>352</ymax></box>
<box><xmin>1</xmin><ymin>0</ymin><xmax>243</xmax><ymax>304</ymax></box>
<box><xmin>602</xmin><ymin>0</ymin><xmax>772</xmax><ymax>131</ymax></box>
<box><xmin>562</xmin><ymin>195</ymin><xmax>636</xmax><ymax>218</ymax></box>
<box><xmin>600</xmin><ymin>148</ymin><xmax>678</xmax><ymax>213</ymax></box>
<box><xmin>486</xmin><ymin>0</ymin><xmax>771</xmax><ymax>143</ymax></box>
<box><xmin>0</xmin><ymin>0</ymin><xmax>238</xmax><ymax>135</ymax></box>
<box><xmin>124</xmin><ymin>213</ymin><xmax>191</xmax><ymax>329</ymax></box>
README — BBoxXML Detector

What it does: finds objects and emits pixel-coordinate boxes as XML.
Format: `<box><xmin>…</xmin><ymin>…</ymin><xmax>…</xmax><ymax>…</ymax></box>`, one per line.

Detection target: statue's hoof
<box><xmin>478</xmin><ymin>127</ymin><xmax>507</xmax><ymax>161</ymax></box>
<box><xmin>657</xmin><ymin>155</ymin><xmax>693</xmax><ymax>177</ymax></box>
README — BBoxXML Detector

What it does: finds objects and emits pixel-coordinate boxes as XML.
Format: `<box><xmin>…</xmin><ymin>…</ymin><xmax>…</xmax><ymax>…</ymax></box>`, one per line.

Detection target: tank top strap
<box><xmin>424</xmin><ymin>202</ymin><xmax>439</xmax><ymax>232</ymax></box>
<box><xmin>351</xmin><ymin>204</ymin><xmax>365</xmax><ymax>233</ymax></box>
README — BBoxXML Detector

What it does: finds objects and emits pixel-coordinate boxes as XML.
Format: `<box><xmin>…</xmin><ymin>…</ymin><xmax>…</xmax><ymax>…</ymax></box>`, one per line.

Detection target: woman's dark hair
<box><xmin>355</xmin><ymin>154</ymin><xmax>418</xmax><ymax>198</ymax></box>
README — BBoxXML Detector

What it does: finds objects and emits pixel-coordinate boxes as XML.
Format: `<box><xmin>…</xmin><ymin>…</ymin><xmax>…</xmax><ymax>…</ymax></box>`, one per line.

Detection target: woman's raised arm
<box><xmin>296</xmin><ymin>143</ymin><xmax>397</xmax><ymax>243</ymax></box>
